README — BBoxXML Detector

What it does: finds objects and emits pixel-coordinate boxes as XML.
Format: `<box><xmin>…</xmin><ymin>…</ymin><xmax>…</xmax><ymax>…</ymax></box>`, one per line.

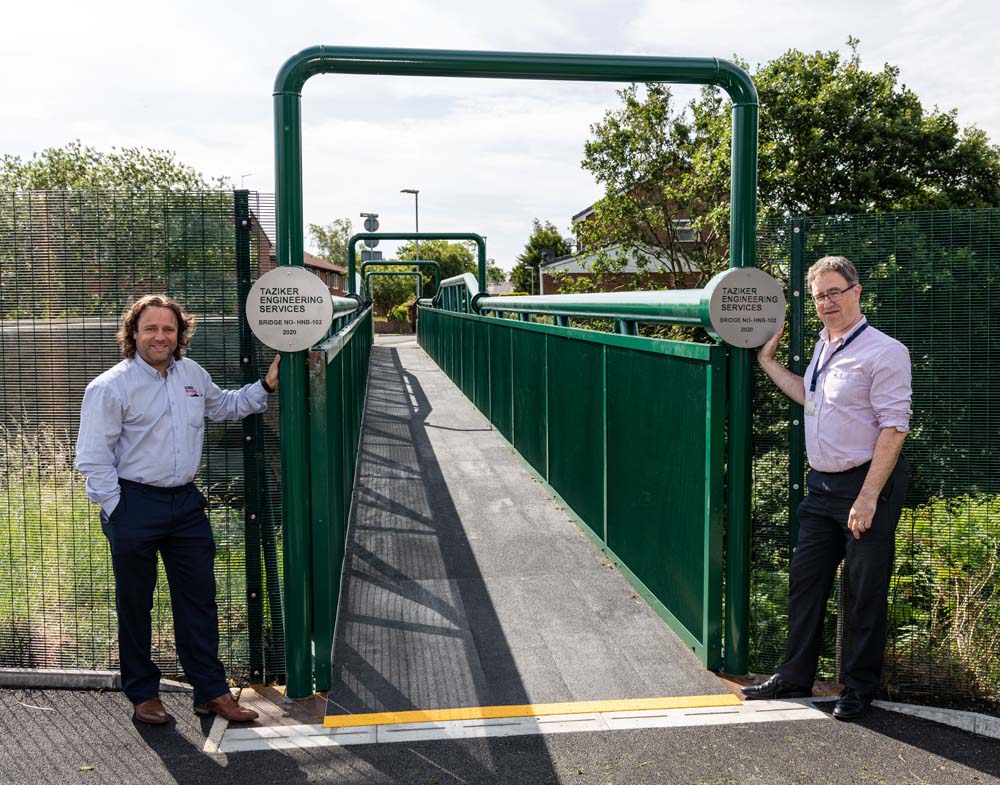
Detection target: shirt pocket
<box><xmin>185</xmin><ymin>395</ymin><xmax>206</xmax><ymax>427</ymax></box>
<box><xmin>823</xmin><ymin>368</ymin><xmax>869</xmax><ymax>405</ymax></box>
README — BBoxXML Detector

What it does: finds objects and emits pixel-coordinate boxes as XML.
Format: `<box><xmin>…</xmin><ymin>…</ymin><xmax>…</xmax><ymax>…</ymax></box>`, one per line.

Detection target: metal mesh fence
<box><xmin>751</xmin><ymin>209</ymin><xmax>1000</xmax><ymax>711</ymax></box>
<box><xmin>0</xmin><ymin>190</ymin><xmax>285</xmax><ymax>684</ymax></box>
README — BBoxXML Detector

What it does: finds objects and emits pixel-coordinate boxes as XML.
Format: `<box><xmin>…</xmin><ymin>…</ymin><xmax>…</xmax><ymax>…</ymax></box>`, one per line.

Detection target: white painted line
<box><xmin>202</xmin><ymin>713</ymin><xmax>228</xmax><ymax>754</ymax></box>
<box><xmin>217</xmin><ymin>699</ymin><xmax>827</xmax><ymax>753</ymax></box>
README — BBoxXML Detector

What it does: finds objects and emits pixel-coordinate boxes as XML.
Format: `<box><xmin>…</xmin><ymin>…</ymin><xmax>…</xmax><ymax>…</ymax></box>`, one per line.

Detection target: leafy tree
<box><xmin>397</xmin><ymin>239</ymin><xmax>475</xmax><ymax>297</ymax></box>
<box><xmin>0</xmin><ymin>140</ymin><xmax>222</xmax><ymax>190</ymax></box>
<box><xmin>308</xmin><ymin>218</ymin><xmax>352</xmax><ymax>268</ymax></box>
<box><xmin>580</xmin><ymin>40</ymin><xmax>1000</xmax><ymax>284</ymax></box>
<box><xmin>510</xmin><ymin>219</ymin><xmax>572</xmax><ymax>295</ymax></box>
<box><xmin>367</xmin><ymin>268</ymin><xmax>417</xmax><ymax>316</ymax></box>
<box><xmin>486</xmin><ymin>262</ymin><xmax>506</xmax><ymax>288</ymax></box>
<box><xmin>0</xmin><ymin>142</ymin><xmax>236</xmax><ymax>317</ymax></box>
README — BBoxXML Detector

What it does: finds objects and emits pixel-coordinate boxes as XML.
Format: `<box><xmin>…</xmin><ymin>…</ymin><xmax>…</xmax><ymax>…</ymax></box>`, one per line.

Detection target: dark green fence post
<box><xmin>788</xmin><ymin>218</ymin><xmax>806</xmax><ymax>549</ymax></box>
<box><xmin>274</xmin><ymin>87</ymin><xmax>314</xmax><ymax>700</ymax></box>
<box><xmin>235</xmin><ymin>191</ymin><xmax>265</xmax><ymax>682</ymax></box>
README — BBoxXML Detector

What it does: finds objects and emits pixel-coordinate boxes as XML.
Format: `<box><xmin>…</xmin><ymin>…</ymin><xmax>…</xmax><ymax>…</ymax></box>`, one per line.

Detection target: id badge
<box><xmin>804</xmin><ymin>398</ymin><xmax>816</xmax><ymax>416</ymax></box>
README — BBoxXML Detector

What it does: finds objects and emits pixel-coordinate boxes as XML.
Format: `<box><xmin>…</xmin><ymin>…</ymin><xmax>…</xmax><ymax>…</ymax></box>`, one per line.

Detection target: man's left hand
<box><xmin>848</xmin><ymin>493</ymin><xmax>877</xmax><ymax>540</ymax></box>
<box><xmin>265</xmin><ymin>355</ymin><xmax>280</xmax><ymax>391</ymax></box>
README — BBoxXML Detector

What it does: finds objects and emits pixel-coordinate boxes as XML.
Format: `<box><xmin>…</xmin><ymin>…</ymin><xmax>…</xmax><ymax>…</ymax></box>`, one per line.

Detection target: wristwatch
<box><xmin>261</xmin><ymin>378</ymin><xmax>275</xmax><ymax>394</ymax></box>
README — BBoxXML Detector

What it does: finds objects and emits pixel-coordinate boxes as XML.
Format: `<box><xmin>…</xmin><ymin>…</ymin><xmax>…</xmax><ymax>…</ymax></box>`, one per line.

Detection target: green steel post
<box><xmin>274</xmin><ymin>89</ymin><xmax>314</xmax><ymax>699</ymax></box>
<box><xmin>308</xmin><ymin>352</ymin><xmax>333</xmax><ymax>691</ymax></box>
<box><xmin>234</xmin><ymin>191</ymin><xmax>265</xmax><ymax>682</ymax></box>
<box><xmin>723</xmin><ymin>102</ymin><xmax>759</xmax><ymax>676</ymax></box>
<box><xmin>788</xmin><ymin>218</ymin><xmax>806</xmax><ymax>549</ymax></box>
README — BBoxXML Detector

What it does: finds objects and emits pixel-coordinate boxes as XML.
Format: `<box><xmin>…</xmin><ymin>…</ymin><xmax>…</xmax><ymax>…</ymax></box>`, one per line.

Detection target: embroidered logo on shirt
<box><xmin>184</xmin><ymin>386</ymin><xmax>202</xmax><ymax>397</ymax></box>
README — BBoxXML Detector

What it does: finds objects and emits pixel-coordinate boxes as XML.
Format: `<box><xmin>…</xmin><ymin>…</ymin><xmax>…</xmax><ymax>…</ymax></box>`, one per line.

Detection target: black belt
<box><xmin>119</xmin><ymin>478</ymin><xmax>195</xmax><ymax>495</ymax></box>
<box><xmin>811</xmin><ymin>461</ymin><xmax>871</xmax><ymax>477</ymax></box>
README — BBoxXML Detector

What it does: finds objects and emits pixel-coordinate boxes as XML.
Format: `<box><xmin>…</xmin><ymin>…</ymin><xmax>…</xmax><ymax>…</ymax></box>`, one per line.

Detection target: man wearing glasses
<box><xmin>742</xmin><ymin>255</ymin><xmax>911</xmax><ymax>721</ymax></box>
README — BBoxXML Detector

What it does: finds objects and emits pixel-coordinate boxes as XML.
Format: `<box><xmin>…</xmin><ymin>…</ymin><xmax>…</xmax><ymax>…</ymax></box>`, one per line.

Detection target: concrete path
<box><xmin>325</xmin><ymin>337</ymin><xmax>727</xmax><ymax>721</ymax></box>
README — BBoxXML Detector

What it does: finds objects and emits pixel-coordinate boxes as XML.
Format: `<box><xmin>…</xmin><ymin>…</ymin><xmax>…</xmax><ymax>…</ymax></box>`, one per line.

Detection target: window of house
<box><xmin>674</xmin><ymin>220</ymin><xmax>696</xmax><ymax>243</ymax></box>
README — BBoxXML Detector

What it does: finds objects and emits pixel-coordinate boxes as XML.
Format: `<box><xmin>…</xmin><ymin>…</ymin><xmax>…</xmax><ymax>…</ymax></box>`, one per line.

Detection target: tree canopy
<box><xmin>578</xmin><ymin>40</ymin><xmax>1000</xmax><ymax>284</ymax></box>
<box><xmin>510</xmin><ymin>219</ymin><xmax>573</xmax><ymax>294</ymax></box>
<box><xmin>308</xmin><ymin>218</ymin><xmax>353</xmax><ymax>268</ymax></box>
<box><xmin>0</xmin><ymin>140</ymin><xmax>223</xmax><ymax>190</ymax></box>
<box><xmin>395</xmin><ymin>238</ymin><xmax>505</xmax><ymax>295</ymax></box>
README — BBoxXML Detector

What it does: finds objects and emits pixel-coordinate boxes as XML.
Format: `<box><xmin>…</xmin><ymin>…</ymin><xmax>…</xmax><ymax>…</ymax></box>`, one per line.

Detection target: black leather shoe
<box><xmin>741</xmin><ymin>674</ymin><xmax>812</xmax><ymax>700</ymax></box>
<box><xmin>833</xmin><ymin>688</ymin><xmax>872</xmax><ymax>721</ymax></box>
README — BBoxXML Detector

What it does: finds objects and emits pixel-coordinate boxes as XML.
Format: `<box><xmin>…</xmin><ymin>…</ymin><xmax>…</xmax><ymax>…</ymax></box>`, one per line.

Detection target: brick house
<box><xmin>539</xmin><ymin>202</ymin><xmax>703</xmax><ymax>294</ymax></box>
<box><xmin>253</xmin><ymin>218</ymin><xmax>349</xmax><ymax>295</ymax></box>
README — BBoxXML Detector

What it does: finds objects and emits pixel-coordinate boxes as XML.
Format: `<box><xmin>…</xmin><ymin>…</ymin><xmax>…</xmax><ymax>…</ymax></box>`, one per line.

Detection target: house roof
<box><xmin>541</xmin><ymin>242</ymin><xmax>699</xmax><ymax>275</ymax></box>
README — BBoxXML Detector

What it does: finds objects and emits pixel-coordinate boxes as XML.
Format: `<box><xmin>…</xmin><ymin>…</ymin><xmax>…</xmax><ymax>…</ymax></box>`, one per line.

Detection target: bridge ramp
<box><xmin>326</xmin><ymin>338</ymin><xmax>729</xmax><ymax>723</ymax></box>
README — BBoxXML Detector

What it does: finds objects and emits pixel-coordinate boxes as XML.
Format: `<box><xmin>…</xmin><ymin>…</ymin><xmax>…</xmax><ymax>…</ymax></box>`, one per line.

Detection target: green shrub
<box><xmin>386</xmin><ymin>303</ymin><xmax>411</xmax><ymax>323</ymax></box>
<box><xmin>887</xmin><ymin>494</ymin><xmax>1000</xmax><ymax>703</ymax></box>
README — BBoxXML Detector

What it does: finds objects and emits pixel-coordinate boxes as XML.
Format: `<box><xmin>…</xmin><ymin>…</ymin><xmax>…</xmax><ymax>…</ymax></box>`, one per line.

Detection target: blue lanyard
<box><xmin>809</xmin><ymin>323</ymin><xmax>868</xmax><ymax>393</ymax></box>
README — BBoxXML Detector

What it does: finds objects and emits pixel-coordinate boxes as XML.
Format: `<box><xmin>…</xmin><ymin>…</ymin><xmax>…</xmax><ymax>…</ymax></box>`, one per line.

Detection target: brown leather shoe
<box><xmin>193</xmin><ymin>692</ymin><xmax>258</xmax><ymax>723</ymax></box>
<box><xmin>133</xmin><ymin>696</ymin><xmax>172</xmax><ymax>725</ymax></box>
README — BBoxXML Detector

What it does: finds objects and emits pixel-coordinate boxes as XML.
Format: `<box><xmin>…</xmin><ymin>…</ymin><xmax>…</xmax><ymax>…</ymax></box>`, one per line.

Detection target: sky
<box><xmin>2</xmin><ymin>0</ymin><xmax>998</xmax><ymax>271</ymax></box>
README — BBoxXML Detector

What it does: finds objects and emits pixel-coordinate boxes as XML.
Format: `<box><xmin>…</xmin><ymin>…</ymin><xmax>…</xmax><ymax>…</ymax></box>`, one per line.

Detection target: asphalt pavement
<box><xmin>1</xmin><ymin>688</ymin><xmax>998</xmax><ymax>785</ymax></box>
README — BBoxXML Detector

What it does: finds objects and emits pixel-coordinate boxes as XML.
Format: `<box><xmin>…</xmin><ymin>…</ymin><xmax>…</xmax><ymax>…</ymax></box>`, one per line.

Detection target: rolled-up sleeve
<box><xmin>870</xmin><ymin>342</ymin><xmax>912</xmax><ymax>432</ymax></box>
<box><xmin>75</xmin><ymin>383</ymin><xmax>124</xmax><ymax>514</ymax></box>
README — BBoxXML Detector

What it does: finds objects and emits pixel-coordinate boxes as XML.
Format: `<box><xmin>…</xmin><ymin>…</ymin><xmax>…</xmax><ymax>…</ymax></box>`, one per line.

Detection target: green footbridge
<box><xmin>272</xmin><ymin>47</ymin><xmax>761</xmax><ymax>721</ymax></box>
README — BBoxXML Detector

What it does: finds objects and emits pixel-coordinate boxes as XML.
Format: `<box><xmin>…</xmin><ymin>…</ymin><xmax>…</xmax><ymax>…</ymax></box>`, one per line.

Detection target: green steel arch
<box><xmin>273</xmin><ymin>46</ymin><xmax>758</xmax><ymax>698</ymax></box>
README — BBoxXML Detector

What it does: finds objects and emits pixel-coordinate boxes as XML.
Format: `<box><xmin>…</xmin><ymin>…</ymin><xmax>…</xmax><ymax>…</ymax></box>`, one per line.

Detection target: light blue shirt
<box><xmin>75</xmin><ymin>354</ymin><xmax>269</xmax><ymax>516</ymax></box>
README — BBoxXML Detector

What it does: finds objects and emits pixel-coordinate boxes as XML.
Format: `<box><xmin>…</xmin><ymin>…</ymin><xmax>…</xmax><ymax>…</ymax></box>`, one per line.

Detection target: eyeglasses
<box><xmin>811</xmin><ymin>286</ymin><xmax>856</xmax><ymax>305</ymax></box>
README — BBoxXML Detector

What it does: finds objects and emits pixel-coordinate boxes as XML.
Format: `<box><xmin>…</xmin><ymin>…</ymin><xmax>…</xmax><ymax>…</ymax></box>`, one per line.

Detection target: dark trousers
<box><xmin>778</xmin><ymin>455</ymin><xmax>909</xmax><ymax>696</ymax></box>
<box><xmin>101</xmin><ymin>480</ymin><xmax>229</xmax><ymax>705</ymax></box>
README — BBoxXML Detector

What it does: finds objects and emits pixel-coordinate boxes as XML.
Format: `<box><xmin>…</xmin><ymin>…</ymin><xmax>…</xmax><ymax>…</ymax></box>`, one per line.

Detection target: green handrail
<box><xmin>476</xmin><ymin>291</ymin><xmax>708</xmax><ymax>326</ymax></box>
<box><xmin>275</xmin><ymin>46</ymin><xmax>758</xmax><ymax>696</ymax></box>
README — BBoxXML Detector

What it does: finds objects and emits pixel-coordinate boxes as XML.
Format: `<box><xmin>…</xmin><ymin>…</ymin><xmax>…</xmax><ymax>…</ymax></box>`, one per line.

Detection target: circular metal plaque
<box><xmin>363</xmin><ymin>216</ymin><xmax>379</xmax><ymax>232</ymax></box>
<box><xmin>246</xmin><ymin>267</ymin><xmax>334</xmax><ymax>351</ymax></box>
<box><xmin>705</xmin><ymin>267</ymin><xmax>786</xmax><ymax>348</ymax></box>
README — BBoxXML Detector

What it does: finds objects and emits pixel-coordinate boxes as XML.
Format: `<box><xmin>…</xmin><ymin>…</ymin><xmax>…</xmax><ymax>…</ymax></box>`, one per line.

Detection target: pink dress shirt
<box><xmin>803</xmin><ymin>316</ymin><xmax>912</xmax><ymax>473</ymax></box>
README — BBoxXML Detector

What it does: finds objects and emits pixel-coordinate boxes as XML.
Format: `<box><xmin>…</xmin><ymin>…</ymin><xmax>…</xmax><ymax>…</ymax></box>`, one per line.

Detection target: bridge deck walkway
<box><xmin>325</xmin><ymin>336</ymin><xmax>728</xmax><ymax>723</ymax></box>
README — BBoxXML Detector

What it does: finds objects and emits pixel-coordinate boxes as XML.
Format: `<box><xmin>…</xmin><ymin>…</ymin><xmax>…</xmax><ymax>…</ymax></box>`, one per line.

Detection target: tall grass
<box><xmin>0</xmin><ymin>424</ymin><xmax>249</xmax><ymax>679</ymax></box>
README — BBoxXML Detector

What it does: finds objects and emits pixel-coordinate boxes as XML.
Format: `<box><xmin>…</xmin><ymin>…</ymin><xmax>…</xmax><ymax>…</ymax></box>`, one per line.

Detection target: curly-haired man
<box><xmin>76</xmin><ymin>294</ymin><xmax>279</xmax><ymax>725</ymax></box>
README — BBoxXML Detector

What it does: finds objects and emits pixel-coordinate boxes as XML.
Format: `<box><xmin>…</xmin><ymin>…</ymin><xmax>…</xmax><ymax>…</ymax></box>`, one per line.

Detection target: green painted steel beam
<box><xmin>360</xmin><ymin>258</ymin><xmax>441</xmax><ymax>298</ymax></box>
<box><xmin>349</xmin><ymin>233</ymin><xmax>485</xmax><ymax>294</ymax></box>
<box><xmin>274</xmin><ymin>46</ymin><xmax>756</xmax><ymax>103</ymax></box>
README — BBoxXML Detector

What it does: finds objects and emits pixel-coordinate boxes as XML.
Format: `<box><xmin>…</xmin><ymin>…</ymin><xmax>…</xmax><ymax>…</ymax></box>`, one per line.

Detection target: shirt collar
<box><xmin>819</xmin><ymin>315</ymin><xmax>868</xmax><ymax>347</ymax></box>
<box><xmin>131</xmin><ymin>352</ymin><xmax>176</xmax><ymax>379</ymax></box>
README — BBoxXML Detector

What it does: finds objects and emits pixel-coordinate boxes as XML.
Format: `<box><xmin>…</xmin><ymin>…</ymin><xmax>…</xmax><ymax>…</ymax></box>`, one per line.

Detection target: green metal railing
<box><xmin>275</xmin><ymin>45</ymin><xmax>758</xmax><ymax>694</ymax></box>
<box><xmin>418</xmin><ymin>300</ymin><xmax>726</xmax><ymax>668</ymax></box>
<box><xmin>308</xmin><ymin>306</ymin><xmax>373</xmax><ymax>691</ymax></box>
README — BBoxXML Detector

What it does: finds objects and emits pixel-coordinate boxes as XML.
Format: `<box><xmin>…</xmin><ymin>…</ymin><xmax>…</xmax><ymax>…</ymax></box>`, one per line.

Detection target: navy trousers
<box><xmin>101</xmin><ymin>479</ymin><xmax>229</xmax><ymax>705</ymax></box>
<box><xmin>778</xmin><ymin>455</ymin><xmax>909</xmax><ymax>696</ymax></box>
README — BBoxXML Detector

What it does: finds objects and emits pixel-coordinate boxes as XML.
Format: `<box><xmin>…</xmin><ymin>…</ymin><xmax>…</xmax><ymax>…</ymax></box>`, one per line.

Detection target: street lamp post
<box><xmin>400</xmin><ymin>188</ymin><xmax>420</xmax><ymax>297</ymax></box>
